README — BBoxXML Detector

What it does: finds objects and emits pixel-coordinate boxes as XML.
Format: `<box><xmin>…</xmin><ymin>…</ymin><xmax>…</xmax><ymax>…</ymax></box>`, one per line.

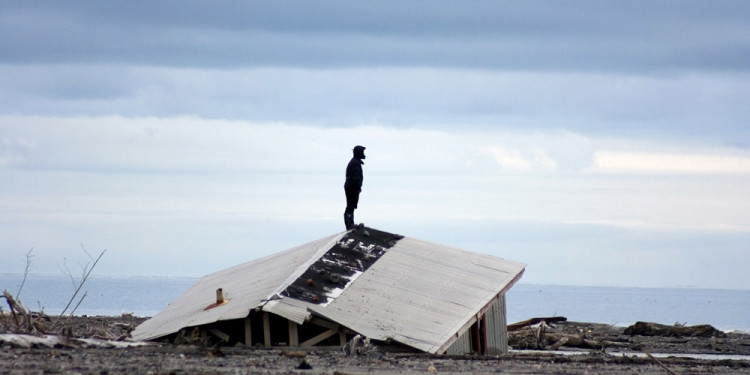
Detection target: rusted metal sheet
<box><xmin>309</xmin><ymin>236</ymin><xmax>525</xmax><ymax>354</ymax></box>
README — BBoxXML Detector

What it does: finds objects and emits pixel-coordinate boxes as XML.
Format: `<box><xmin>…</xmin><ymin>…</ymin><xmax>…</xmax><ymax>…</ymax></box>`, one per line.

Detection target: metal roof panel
<box><xmin>132</xmin><ymin>232</ymin><xmax>343</xmax><ymax>341</ymax></box>
<box><xmin>133</xmin><ymin>227</ymin><xmax>525</xmax><ymax>353</ymax></box>
<box><xmin>309</xmin><ymin>236</ymin><xmax>525</xmax><ymax>353</ymax></box>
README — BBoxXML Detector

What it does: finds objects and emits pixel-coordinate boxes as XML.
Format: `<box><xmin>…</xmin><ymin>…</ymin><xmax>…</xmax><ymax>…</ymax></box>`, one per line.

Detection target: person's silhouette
<box><xmin>344</xmin><ymin>145</ymin><xmax>366</xmax><ymax>230</ymax></box>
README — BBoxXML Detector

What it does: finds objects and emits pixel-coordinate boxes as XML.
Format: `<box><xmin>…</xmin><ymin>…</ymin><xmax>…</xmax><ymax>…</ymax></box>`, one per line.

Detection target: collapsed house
<box><xmin>132</xmin><ymin>226</ymin><xmax>525</xmax><ymax>355</ymax></box>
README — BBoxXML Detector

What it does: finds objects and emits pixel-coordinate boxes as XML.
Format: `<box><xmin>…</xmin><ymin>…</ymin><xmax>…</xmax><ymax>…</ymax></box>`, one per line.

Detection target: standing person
<box><xmin>344</xmin><ymin>145</ymin><xmax>366</xmax><ymax>230</ymax></box>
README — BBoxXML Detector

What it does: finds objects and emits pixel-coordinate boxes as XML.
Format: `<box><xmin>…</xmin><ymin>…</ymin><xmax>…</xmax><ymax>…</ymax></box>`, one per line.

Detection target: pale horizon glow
<box><xmin>592</xmin><ymin>151</ymin><xmax>750</xmax><ymax>175</ymax></box>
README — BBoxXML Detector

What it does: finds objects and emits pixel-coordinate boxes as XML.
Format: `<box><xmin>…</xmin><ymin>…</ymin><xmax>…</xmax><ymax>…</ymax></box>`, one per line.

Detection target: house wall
<box><xmin>485</xmin><ymin>294</ymin><xmax>508</xmax><ymax>355</ymax></box>
<box><xmin>174</xmin><ymin>293</ymin><xmax>509</xmax><ymax>354</ymax></box>
<box><xmin>445</xmin><ymin>294</ymin><xmax>508</xmax><ymax>355</ymax></box>
<box><xmin>445</xmin><ymin>328</ymin><xmax>472</xmax><ymax>355</ymax></box>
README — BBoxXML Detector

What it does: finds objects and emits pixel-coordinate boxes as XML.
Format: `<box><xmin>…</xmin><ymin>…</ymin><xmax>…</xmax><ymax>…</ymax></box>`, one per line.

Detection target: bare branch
<box><xmin>58</xmin><ymin>257</ymin><xmax>77</xmax><ymax>290</ymax></box>
<box><xmin>53</xmin><ymin>249</ymin><xmax>107</xmax><ymax>328</ymax></box>
<box><xmin>60</xmin><ymin>291</ymin><xmax>88</xmax><ymax>329</ymax></box>
<box><xmin>15</xmin><ymin>248</ymin><xmax>34</xmax><ymax>300</ymax></box>
<box><xmin>81</xmin><ymin>243</ymin><xmax>94</xmax><ymax>261</ymax></box>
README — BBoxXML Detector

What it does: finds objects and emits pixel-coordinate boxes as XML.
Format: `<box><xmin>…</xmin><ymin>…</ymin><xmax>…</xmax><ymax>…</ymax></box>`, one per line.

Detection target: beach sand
<box><xmin>2</xmin><ymin>315</ymin><xmax>749</xmax><ymax>374</ymax></box>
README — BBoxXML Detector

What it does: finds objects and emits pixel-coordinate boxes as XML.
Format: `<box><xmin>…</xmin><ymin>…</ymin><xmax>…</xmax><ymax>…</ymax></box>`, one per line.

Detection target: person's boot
<box><xmin>344</xmin><ymin>211</ymin><xmax>354</xmax><ymax>230</ymax></box>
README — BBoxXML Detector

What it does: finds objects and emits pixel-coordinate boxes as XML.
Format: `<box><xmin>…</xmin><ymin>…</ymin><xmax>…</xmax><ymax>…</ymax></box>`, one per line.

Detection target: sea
<box><xmin>1</xmin><ymin>274</ymin><xmax>748</xmax><ymax>332</ymax></box>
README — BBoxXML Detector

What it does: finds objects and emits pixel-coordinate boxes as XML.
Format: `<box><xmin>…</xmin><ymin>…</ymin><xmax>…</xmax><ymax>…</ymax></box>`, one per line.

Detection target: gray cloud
<box><xmin>2</xmin><ymin>66</ymin><xmax>747</xmax><ymax>145</ymax></box>
<box><xmin>2</xmin><ymin>1</ymin><xmax>749</xmax><ymax>72</ymax></box>
<box><xmin>2</xmin><ymin>1</ymin><xmax>749</xmax><ymax>146</ymax></box>
<box><xmin>2</xmin><ymin>2</ymin><xmax>749</xmax><ymax>293</ymax></box>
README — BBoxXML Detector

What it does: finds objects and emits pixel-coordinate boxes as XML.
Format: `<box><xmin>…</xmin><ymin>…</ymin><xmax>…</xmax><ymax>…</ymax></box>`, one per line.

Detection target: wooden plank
<box><xmin>263</xmin><ymin>312</ymin><xmax>271</xmax><ymax>348</ymax></box>
<box><xmin>339</xmin><ymin>331</ymin><xmax>347</xmax><ymax>347</ymax></box>
<box><xmin>498</xmin><ymin>295</ymin><xmax>508</xmax><ymax>354</ymax></box>
<box><xmin>209</xmin><ymin>328</ymin><xmax>230</xmax><ymax>342</ymax></box>
<box><xmin>309</xmin><ymin>317</ymin><xmax>356</xmax><ymax>335</ymax></box>
<box><xmin>308</xmin><ymin>317</ymin><xmax>340</xmax><ymax>330</ymax></box>
<box><xmin>300</xmin><ymin>329</ymin><xmax>337</xmax><ymax>347</ymax></box>
<box><xmin>244</xmin><ymin>316</ymin><xmax>252</xmax><ymax>347</ymax></box>
<box><xmin>436</xmin><ymin>314</ymin><xmax>478</xmax><ymax>354</ymax></box>
<box><xmin>507</xmin><ymin>316</ymin><xmax>567</xmax><ymax>331</ymax></box>
<box><xmin>288</xmin><ymin>321</ymin><xmax>299</xmax><ymax>347</ymax></box>
<box><xmin>485</xmin><ymin>299</ymin><xmax>503</xmax><ymax>355</ymax></box>
<box><xmin>445</xmin><ymin>330</ymin><xmax>472</xmax><ymax>355</ymax></box>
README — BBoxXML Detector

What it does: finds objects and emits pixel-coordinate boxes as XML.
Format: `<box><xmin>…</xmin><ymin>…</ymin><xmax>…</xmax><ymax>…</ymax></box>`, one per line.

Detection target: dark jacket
<box><xmin>345</xmin><ymin>157</ymin><xmax>363</xmax><ymax>191</ymax></box>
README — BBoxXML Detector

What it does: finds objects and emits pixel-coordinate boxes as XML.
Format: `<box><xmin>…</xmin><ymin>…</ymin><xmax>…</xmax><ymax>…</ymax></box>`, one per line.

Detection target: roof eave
<box><xmin>435</xmin><ymin>267</ymin><xmax>525</xmax><ymax>354</ymax></box>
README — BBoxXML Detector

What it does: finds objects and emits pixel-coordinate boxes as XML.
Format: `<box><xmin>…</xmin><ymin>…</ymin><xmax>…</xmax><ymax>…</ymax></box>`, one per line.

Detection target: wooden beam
<box><xmin>507</xmin><ymin>316</ymin><xmax>567</xmax><ymax>331</ymax></box>
<box><xmin>263</xmin><ymin>312</ymin><xmax>271</xmax><ymax>348</ymax></box>
<box><xmin>339</xmin><ymin>331</ymin><xmax>347</xmax><ymax>347</ymax></box>
<box><xmin>244</xmin><ymin>316</ymin><xmax>252</xmax><ymax>347</ymax></box>
<box><xmin>209</xmin><ymin>328</ymin><xmax>230</xmax><ymax>342</ymax></box>
<box><xmin>300</xmin><ymin>329</ymin><xmax>337</xmax><ymax>347</ymax></box>
<box><xmin>308</xmin><ymin>317</ymin><xmax>339</xmax><ymax>330</ymax></box>
<box><xmin>308</xmin><ymin>317</ymin><xmax>355</xmax><ymax>335</ymax></box>
<box><xmin>288</xmin><ymin>321</ymin><xmax>299</xmax><ymax>347</ymax></box>
<box><xmin>201</xmin><ymin>328</ymin><xmax>208</xmax><ymax>342</ymax></box>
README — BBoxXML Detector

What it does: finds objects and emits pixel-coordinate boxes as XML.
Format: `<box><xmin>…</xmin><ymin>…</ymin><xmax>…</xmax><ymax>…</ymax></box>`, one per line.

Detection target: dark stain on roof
<box><xmin>282</xmin><ymin>226</ymin><xmax>404</xmax><ymax>304</ymax></box>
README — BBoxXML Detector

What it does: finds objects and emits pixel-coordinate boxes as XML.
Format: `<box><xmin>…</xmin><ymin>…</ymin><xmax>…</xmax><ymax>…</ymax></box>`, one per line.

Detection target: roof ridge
<box><xmin>259</xmin><ymin>231</ymin><xmax>348</xmax><ymax>307</ymax></box>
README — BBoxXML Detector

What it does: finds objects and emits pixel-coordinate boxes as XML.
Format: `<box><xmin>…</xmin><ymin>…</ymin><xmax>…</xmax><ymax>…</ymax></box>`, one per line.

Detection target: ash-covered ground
<box><xmin>2</xmin><ymin>315</ymin><xmax>749</xmax><ymax>374</ymax></box>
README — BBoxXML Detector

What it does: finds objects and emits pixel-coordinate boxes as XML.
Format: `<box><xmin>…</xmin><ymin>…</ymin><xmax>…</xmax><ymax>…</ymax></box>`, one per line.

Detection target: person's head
<box><xmin>353</xmin><ymin>145</ymin><xmax>366</xmax><ymax>159</ymax></box>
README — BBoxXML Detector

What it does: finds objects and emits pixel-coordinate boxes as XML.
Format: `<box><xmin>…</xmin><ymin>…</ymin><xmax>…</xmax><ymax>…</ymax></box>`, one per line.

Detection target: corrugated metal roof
<box><xmin>309</xmin><ymin>236</ymin><xmax>525</xmax><ymax>353</ymax></box>
<box><xmin>132</xmin><ymin>227</ymin><xmax>525</xmax><ymax>353</ymax></box>
<box><xmin>132</xmin><ymin>233</ymin><xmax>343</xmax><ymax>341</ymax></box>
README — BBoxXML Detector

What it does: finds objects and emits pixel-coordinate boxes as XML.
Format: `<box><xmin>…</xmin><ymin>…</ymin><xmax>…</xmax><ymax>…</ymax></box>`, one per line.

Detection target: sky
<box><xmin>1</xmin><ymin>1</ymin><xmax>749</xmax><ymax>290</ymax></box>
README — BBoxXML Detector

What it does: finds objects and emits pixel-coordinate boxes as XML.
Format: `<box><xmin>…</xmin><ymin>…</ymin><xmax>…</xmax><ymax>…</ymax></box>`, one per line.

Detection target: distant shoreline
<box><xmin>4</xmin><ymin>273</ymin><xmax>749</xmax><ymax>291</ymax></box>
<box><xmin>3</xmin><ymin>275</ymin><xmax>749</xmax><ymax>331</ymax></box>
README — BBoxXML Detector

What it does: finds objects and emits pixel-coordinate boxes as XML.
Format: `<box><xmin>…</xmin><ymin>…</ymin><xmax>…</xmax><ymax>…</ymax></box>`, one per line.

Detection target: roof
<box><xmin>132</xmin><ymin>226</ymin><xmax>526</xmax><ymax>353</ymax></box>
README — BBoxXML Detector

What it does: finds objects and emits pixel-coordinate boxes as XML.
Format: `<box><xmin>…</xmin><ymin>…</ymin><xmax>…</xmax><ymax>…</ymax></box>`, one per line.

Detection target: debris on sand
<box><xmin>0</xmin><ymin>333</ymin><xmax>153</xmax><ymax>349</ymax></box>
<box><xmin>343</xmin><ymin>334</ymin><xmax>376</xmax><ymax>356</ymax></box>
<box><xmin>625</xmin><ymin>321</ymin><xmax>726</xmax><ymax>338</ymax></box>
<box><xmin>508</xmin><ymin>318</ymin><xmax>748</xmax><ymax>355</ymax></box>
<box><xmin>2</xmin><ymin>316</ymin><xmax>749</xmax><ymax>375</ymax></box>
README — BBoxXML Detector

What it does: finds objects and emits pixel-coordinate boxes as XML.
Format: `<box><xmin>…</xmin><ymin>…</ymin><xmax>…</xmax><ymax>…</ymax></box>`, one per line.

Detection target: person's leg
<box><xmin>344</xmin><ymin>210</ymin><xmax>354</xmax><ymax>229</ymax></box>
<box><xmin>344</xmin><ymin>188</ymin><xmax>359</xmax><ymax>229</ymax></box>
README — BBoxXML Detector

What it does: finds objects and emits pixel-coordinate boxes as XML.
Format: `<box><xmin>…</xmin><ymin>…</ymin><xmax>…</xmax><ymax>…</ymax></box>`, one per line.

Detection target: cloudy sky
<box><xmin>1</xmin><ymin>1</ymin><xmax>748</xmax><ymax>290</ymax></box>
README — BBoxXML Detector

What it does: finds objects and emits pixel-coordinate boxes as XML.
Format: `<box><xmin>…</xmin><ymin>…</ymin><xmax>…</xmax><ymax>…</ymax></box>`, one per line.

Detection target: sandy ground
<box><xmin>2</xmin><ymin>315</ymin><xmax>749</xmax><ymax>374</ymax></box>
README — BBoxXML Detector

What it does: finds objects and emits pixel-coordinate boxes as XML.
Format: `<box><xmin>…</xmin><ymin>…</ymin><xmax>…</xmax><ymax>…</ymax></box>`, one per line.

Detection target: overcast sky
<box><xmin>1</xmin><ymin>1</ymin><xmax>749</xmax><ymax>290</ymax></box>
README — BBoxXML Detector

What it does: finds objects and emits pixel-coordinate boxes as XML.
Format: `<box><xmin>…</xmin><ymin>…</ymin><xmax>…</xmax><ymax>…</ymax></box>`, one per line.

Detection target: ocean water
<box><xmin>506</xmin><ymin>284</ymin><xmax>750</xmax><ymax>332</ymax></box>
<box><xmin>1</xmin><ymin>274</ymin><xmax>748</xmax><ymax>332</ymax></box>
<box><xmin>0</xmin><ymin>274</ymin><xmax>196</xmax><ymax>318</ymax></box>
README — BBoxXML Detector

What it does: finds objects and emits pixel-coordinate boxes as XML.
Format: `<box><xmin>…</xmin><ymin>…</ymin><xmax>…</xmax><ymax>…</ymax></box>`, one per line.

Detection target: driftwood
<box><xmin>2</xmin><ymin>289</ymin><xmax>48</xmax><ymax>335</ymax></box>
<box><xmin>3</xmin><ymin>289</ymin><xmax>27</xmax><ymax>316</ymax></box>
<box><xmin>642</xmin><ymin>348</ymin><xmax>678</xmax><ymax>375</ymax></box>
<box><xmin>545</xmin><ymin>333</ymin><xmax>608</xmax><ymax>350</ymax></box>
<box><xmin>507</xmin><ymin>316</ymin><xmax>568</xmax><ymax>332</ymax></box>
<box><xmin>0</xmin><ymin>333</ymin><xmax>152</xmax><ymax>349</ymax></box>
<box><xmin>508</xmin><ymin>319</ymin><xmax>630</xmax><ymax>351</ymax></box>
<box><xmin>2</xmin><ymin>248</ymin><xmax>110</xmax><ymax>338</ymax></box>
<box><xmin>511</xmin><ymin>329</ymin><xmax>623</xmax><ymax>351</ymax></box>
<box><xmin>624</xmin><ymin>321</ymin><xmax>725</xmax><ymax>338</ymax></box>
